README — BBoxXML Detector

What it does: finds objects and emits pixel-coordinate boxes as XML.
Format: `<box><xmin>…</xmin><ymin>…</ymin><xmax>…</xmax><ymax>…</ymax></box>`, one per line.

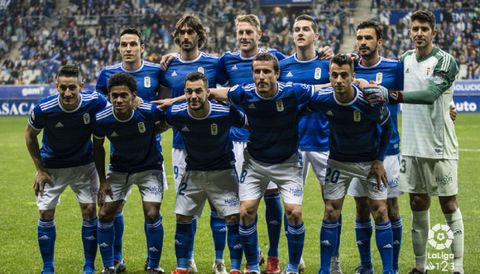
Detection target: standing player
<box><xmin>346</xmin><ymin>20</ymin><xmax>404</xmax><ymax>274</ymax></box>
<box><xmin>159</xmin><ymin>15</ymin><xmax>227</xmax><ymax>273</ymax></box>
<box><xmin>168</xmin><ymin>72</ymin><xmax>246</xmax><ymax>274</ymax></box>
<box><xmin>96</xmin><ymin>27</ymin><xmax>166</xmax><ymax>273</ymax></box>
<box><xmin>309</xmin><ymin>54</ymin><xmax>394</xmax><ymax>274</ymax></box>
<box><xmin>25</xmin><ymin>64</ymin><xmax>107</xmax><ymax>274</ymax></box>
<box><xmin>278</xmin><ymin>15</ymin><xmax>331</xmax><ymax>273</ymax></box>
<box><xmin>364</xmin><ymin>10</ymin><xmax>463</xmax><ymax>274</ymax></box>
<box><xmin>93</xmin><ymin>73</ymin><xmax>165</xmax><ymax>274</ymax></box>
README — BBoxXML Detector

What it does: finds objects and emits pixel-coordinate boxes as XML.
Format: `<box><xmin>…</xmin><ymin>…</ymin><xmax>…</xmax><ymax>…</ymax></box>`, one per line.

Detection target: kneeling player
<box><xmin>93</xmin><ymin>73</ymin><xmax>165</xmax><ymax>274</ymax></box>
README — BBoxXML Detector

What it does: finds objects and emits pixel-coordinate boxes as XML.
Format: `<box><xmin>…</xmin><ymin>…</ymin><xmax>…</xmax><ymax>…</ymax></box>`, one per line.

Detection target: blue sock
<box><xmin>319</xmin><ymin>220</ymin><xmax>338</xmax><ymax>274</ymax></box>
<box><xmin>332</xmin><ymin>214</ymin><xmax>342</xmax><ymax>257</ymax></box>
<box><xmin>188</xmin><ymin>217</ymin><xmax>197</xmax><ymax>261</ymax></box>
<box><xmin>227</xmin><ymin>222</ymin><xmax>243</xmax><ymax>271</ymax></box>
<box><xmin>38</xmin><ymin>219</ymin><xmax>56</xmax><ymax>273</ymax></box>
<box><xmin>113</xmin><ymin>212</ymin><xmax>124</xmax><ymax>262</ymax></box>
<box><xmin>82</xmin><ymin>218</ymin><xmax>98</xmax><ymax>271</ymax></box>
<box><xmin>375</xmin><ymin>221</ymin><xmax>394</xmax><ymax>273</ymax></box>
<box><xmin>98</xmin><ymin>221</ymin><xmax>115</xmax><ymax>268</ymax></box>
<box><xmin>239</xmin><ymin>220</ymin><xmax>260</xmax><ymax>272</ymax></box>
<box><xmin>286</xmin><ymin>222</ymin><xmax>305</xmax><ymax>273</ymax></box>
<box><xmin>264</xmin><ymin>192</ymin><xmax>282</xmax><ymax>257</ymax></box>
<box><xmin>355</xmin><ymin>218</ymin><xmax>373</xmax><ymax>270</ymax></box>
<box><xmin>210</xmin><ymin>210</ymin><xmax>226</xmax><ymax>261</ymax></box>
<box><xmin>175</xmin><ymin>220</ymin><xmax>193</xmax><ymax>270</ymax></box>
<box><xmin>391</xmin><ymin>218</ymin><xmax>402</xmax><ymax>272</ymax></box>
<box><xmin>146</xmin><ymin>216</ymin><xmax>164</xmax><ymax>269</ymax></box>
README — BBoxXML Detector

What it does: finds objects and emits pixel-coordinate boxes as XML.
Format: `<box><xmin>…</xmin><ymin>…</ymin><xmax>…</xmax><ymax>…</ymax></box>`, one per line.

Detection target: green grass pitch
<box><xmin>0</xmin><ymin>114</ymin><xmax>478</xmax><ymax>273</ymax></box>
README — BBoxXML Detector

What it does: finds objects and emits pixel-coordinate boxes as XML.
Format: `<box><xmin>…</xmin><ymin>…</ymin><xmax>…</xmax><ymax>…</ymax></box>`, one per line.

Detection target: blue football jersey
<box><xmin>228</xmin><ymin>81</ymin><xmax>314</xmax><ymax>164</ymax></box>
<box><xmin>96</xmin><ymin>61</ymin><xmax>163</xmax><ymax>102</ymax></box>
<box><xmin>354</xmin><ymin>57</ymin><xmax>404</xmax><ymax>156</ymax></box>
<box><xmin>166</xmin><ymin>101</ymin><xmax>246</xmax><ymax>171</ymax></box>
<box><xmin>28</xmin><ymin>91</ymin><xmax>108</xmax><ymax>168</ymax></box>
<box><xmin>217</xmin><ymin>48</ymin><xmax>286</xmax><ymax>142</ymax></box>
<box><xmin>279</xmin><ymin>54</ymin><xmax>330</xmax><ymax>152</ymax></box>
<box><xmin>308</xmin><ymin>86</ymin><xmax>391</xmax><ymax>162</ymax></box>
<box><xmin>93</xmin><ymin>103</ymin><xmax>165</xmax><ymax>173</ymax></box>
<box><xmin>160</xmin><ymin>52</ymin><xmax>219</xmax><ymax>149</ymax></box>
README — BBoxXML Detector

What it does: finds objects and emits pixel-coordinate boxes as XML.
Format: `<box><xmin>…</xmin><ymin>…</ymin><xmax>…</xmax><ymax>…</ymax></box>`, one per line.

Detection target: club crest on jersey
<box><xmin>144</xmin><ymin>76</ymin><xmax>151</xmax><ymax>88</ymax></box>
<box><xmin>314</xmin><ymin>67</ymin><xmax>322</xmax><ymax>80</ymax></box>
<box><xmin>353</xmin><ymin>110</ymin><xmax>361</xmax><ymax>122</ymax></box>
<box><xmin>376</xmin><ymin>72</ymin><xmax>383</xmax><ymax>84</ymax></box>
<box><xmin>210</xmin><ymin>123</ymin><xmax>218</xmax><ymax>135</ymax></box>
<box><xmin>138</xmin><ymin>122</ymin><xmax>146</xmax><ymax>133</ymax></box>
<box><xmin>276</xmin><ymin>100</ymin><xmax>284</xmax><ymax>112</ymax></box>
<box><xmin>197</xmin><ymin>67</ymin><xmax>204</xmax><ymax>74</ymax></box>
<box><xmin>83</xmin><ymin>113</ymin><xmax>90</xmax><ymax>124</ymax></box>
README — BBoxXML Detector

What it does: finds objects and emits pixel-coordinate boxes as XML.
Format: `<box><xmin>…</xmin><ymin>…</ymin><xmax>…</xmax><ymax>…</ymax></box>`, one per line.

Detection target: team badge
<box><xmin>138</xmin><ymin>122</ymin><xmax>146</xmax><ymax>133</ymax></box>
<box><xmin>314</xmin><ymin>67</ymin><xmax>322</xmax><ymax>80</ymax></box>
<box><xmin>210</xmin><ymin>123</ymin><xmax>218</xmax><ymax>135</ymax></box>
<box><xmin>83</xmin><ymin>113</ymin><xmax>90</xmax><ymax>124</ymax></box>
<box><xmin>197</xmin><ymin>67</ymin><xmax>204</xmax><ymax>74</ymax></box>
<box><xmin>376</xmin><ymin>72</ymin><xmax>383</xmax><ymax>84</ymax></box>
<box><xmin>353</xmin><ymin>110</ymin><xmax>361</xmax><ymax>122</ymax></box>
<box><xmin>144</xmin><ymin>76</ymin><xmax>151</xmax><ymax>88</ymax></box>
<box><xmin>276</xmin><ymin>100</ymin><xmax>284</xmax><ymax>112</ymax></box>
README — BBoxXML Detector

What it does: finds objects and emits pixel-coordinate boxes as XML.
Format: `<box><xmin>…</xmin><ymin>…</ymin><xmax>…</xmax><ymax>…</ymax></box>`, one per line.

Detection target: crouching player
<box><xmin>167</xmin><ymin>72</ymin><xmax>246</xmax><ymax>274</ymax></box>
<box><xmin>308</xmin><ymin>54</ymin><xmax>395</xmax><ymax>274</ymax></box>
<box><xmin>93</xmin><ymin>73</ymin><xmax>165</xmax><ymax>274</ymax></box>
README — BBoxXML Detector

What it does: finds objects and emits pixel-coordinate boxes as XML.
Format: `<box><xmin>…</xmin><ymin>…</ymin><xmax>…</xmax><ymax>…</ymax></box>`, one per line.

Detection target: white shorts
<box><xmin>106</xmin><ymin>169</ymin><xmax>164</xmax><ymax>203</ymax></box>
<box><xmin>327</xmin><ymin>159</ymin><xmax>387</xmax><ymax>200</ymax></box>
<box><xmin>36</xmin><ymin>163</ymin><xmax>98</xmax><ymax>211</ymax></box>
<box><xmin>300</xmin><ymin>150</ymin><xmax>329</xmax><ymax>185</ymax></box>
<box><xmin>175</xmin><ymin>169</ymin><xmax>240</xmax><ymax>217</ymax></box>
<box><xmin>347</xmin><ymin>155</ymin><xmax>400</xmax><ymax>198</ymax></box>
<box><xmin>172</xmin><ymin>148</ymin><xmax>187</xmax><ymax>191</ymax></box>
<box><xmin>399</xmin><ymin>156</ymin><xmax>458</xmax><ymax>196</ymax></box>
<box><xmin>239</xmin><ymin>150</ymin><xmax>303</xmax><ymax>205</ymax></box>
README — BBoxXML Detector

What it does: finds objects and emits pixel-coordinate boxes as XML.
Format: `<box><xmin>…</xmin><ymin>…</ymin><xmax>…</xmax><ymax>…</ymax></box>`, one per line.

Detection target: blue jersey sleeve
<box><xmin>227</xmin><ymin>84</ymin><xmax>244</xmax><ymax>106</ymax></box>
<box><xmin>395</xmin><ymin>61</ymin><xmax>404</xmax><ymax>91</ymax></box>
<box><xmin>152</xmin><ymin>104</ymin><xmax>165</xmax><ymax>122</ymax></box>
<box><xmin>96</xmin><ymin>69</ymin><xmax>108</xmax><ymax>96</ymax></box>
<box><xmin>216</xmin><ymin>55</ymin><xmax>229</xmax><ymax>86</ymax></box>
<box><xmin>158</xmin><ymin>68</ymin><xmax>168</xmax><ymax>88</ymax></box>
<box><xmin>229</xmin><ymin>105</ymin><xmax>247</xmax><ymax>128</ymax></box>
<box><xmin>294</xmin><ymin>83</ymin><xmax>315</xmax><ymax>106</ymax></box>
<box><xmin>28</xmin><ymin>104</ymin><xmax>45</xmax><ymax>130</ymax></box>
<box><xmin>92</xmin><ymin>118</ymin><xmax>106</xmax><ymax>139</ymax></box>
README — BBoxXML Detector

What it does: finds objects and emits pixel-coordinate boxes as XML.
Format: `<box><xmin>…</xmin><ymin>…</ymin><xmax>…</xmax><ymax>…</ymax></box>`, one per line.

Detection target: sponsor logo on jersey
<box><xmin>376</xmin><ymin>72</ymin><xmax>383</xmax><ymax>84</ymax></box>
<box><xmin>232</xmin><ymin>65</ymin><xmax>238</xmax><ymax>70</ymax></box>
<box><xmin>83</xmin><ymin>113</ymin><xmax>90</xmax><ymax>124</ymax></box>
<box><xmin>110</xmin><ymin>131</ymin><xmax>119</xmax><ymax>137</ymax></box>
<box><xmin>314</xmin><ymin>67</ymin><xmax>322</xmax><ymax>80</ymax></box>
<box><xmin>197</xmin><ymin>67</ymin><xmax>204</xmax><ymax>74</ymax></box>
<box><xmin>353</xmin><ymin>110</ymin><xmax>361</xmax><ymax>122</ymax></box>
<box><xmin>171</xmin><ymin>70</ymin><xmax>177</xmax><ymax>77</ymax></box>
<box><xmin>210</xmin><ymin>123</ymin><xmax>218</xmax><ymax>135</ymax></box>
<box><xmin>276</xmin><ymin>100</ymin><xmax>284</xmax><ymax>112</ymax></box>
<box><xmin>138</xmin><ymin>122</ymin><xmax>146</xmax><ymax>133</ymax></box>
<box><xmin>144</xmin><ymin>76</ymin><xmax>151</xmax><ymax>88</ymax></box>
<box><xmin>55</xmin><ymin>122</ymin><xmax>64</xmax><ymax>128</ymax></box>
<box><xmin>286</xmin><ymin>71</ymin><xmax>293</xmax><ymax>78</ymax></box>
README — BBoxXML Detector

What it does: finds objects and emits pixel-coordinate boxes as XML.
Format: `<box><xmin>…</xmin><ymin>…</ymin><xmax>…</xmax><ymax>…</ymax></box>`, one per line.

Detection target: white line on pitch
<box><xmin>459</xmin><ymin>148</ymin><xmax>480</xmax><ymax>152</ymax></box>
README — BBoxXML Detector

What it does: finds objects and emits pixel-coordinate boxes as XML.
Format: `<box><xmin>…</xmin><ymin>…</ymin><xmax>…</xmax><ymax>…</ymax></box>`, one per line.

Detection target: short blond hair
<box><xmin>235</xmin><ymin>14</ymin><xmax>261</xmax><ymax>31</ymax></box>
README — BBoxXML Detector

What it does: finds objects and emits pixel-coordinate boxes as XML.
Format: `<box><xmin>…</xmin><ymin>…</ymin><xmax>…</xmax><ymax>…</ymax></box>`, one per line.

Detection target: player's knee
<box><xmin>240</xmin><ymin>207</ymin><xmax>256</xmax><ymax>225</ymax></box>
<box><xmin>370</xmin><ymin>202</ymin><xmax>389</xmax><ymax>223</ymax></box>
<box><xmin>176</xmin><ymin>214</ymin><xmax>193</xmax><ymax>223</ymax></box>
<box><xmin>144</xmin><ymin>207</ymin><xmax>160</xmax><ymax>222</ymax></box>
<box><xmin>387</xmin><ymin>198</ymin><xmax>400</xmax><ymax>220</ymax></box>
<box><xmin>98</xmin><ymin>208</ymin><xmax>114</xmax><ymax>223</ymax></box>
<box><xmin>284</xmin><ymin>205</ymin><xmax>302</xmax><ymax>224</ymax></box>
<box><xmin>323</xmin><ymin>203</ymin><xmax>340</xmax><ymax>221</ymax></box>
<box><xmin>39</xmin><ymin>209</ymin><xmax>55</xmax><ymax>220</ymax></box>
<box><xmin>439</xmin><ymin>196</ymin><xmax>458</xmax><ymax>214</ymax></box>
<box><xmin>80</xmin><ymin>203</ymin><xmax>96</xmax><ymax>220</ymax></box>
<box><xmin>410</xmin><ymin>193</ymin><xmax>430</xmax><ymax>210</ymax></box>
<box><xmin>225</xmin><ymin>214</ymin><xmax>239</xmax><ymax>225</ymax></box>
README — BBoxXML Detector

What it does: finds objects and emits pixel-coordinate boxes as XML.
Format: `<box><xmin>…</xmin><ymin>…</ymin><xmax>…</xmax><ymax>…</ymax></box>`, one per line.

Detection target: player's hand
<box><xmin>133</xmin><ymin>96</ymin><xmax>144</xmax><ymax>109</ymax></box>
<box><xmin>98</xmin><ymin>181</ymin><xmax>113</xmax><ymax>207</ymax></box>
<box><xmin>152</xmin><ymin>98</ymin><xmax>175</xmax><ymax>110</ymax></box>
<box><xmin>367</xmin><ymin>160</ymin><xmax>388</xmax><ymax>189</ymax></box>
<box><xmin>160</xmin><ymin>53</ymin><xmax>176</xmax><ymax>70</ymax></box>
<box><xmin>317</xmin><ymin>46</ymin><xmax>333</xmax><ymax>60</ymax></box>
<box><xmin>363</xmin><ymin>81</ymin><xmax>389</xmax><ymax>106</ymax></box>
<box><xmin>353</xmin><ymin>78</ymin><xmax>369</xmax><ymax>89</ymax></box>
<box><xmin>449</xmin><ymin>105</ymin><xmax>457</xmax><ymax>122</ymax></box>
<box><xmin>33</xmin><ymin>170</ymin><xmax>54</xmax><ymax>197</ymax></box>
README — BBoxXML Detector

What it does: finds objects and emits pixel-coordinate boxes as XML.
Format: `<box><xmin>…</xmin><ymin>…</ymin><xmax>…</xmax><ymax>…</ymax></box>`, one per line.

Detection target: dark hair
<box><xmin>120</xmin><ymin>28</ymin><xmax>143</xmax><ymax>45</ymax></box>
<box><xmin>294</xmin><ymin>14</ymin><xmax>318</xmax><ymax>33</ymax></box>
<box><xmin>107</xmin><ymin>73</ymin><xmax>137</xmax><ymax>94</ymax></box>
<box><xmin>173</xmin><ymin>15</ymin><xmax>207</xmax><ymax>49</ymax></box>
<box><xmin>252</xmin><ymin>53</ymin><xmax>280</xmax><ymax>73</ymax></box>
<box><xmin>56</xmin><ymin>64</ymin><xmax>82</xmax><ymax>80</ymax></box>
<box><xmin>356</xmin><ymin>19</ymin><xmax>383</xmax><ymax>39</ymax></box>
<box><xmin>411</xmin><ymin>10</ymin><xmax>436</xmax><ymax>30</ymax></box>
<box><xmin>330</xmin><ymin>54</ymin><xmax>354</xmax><ymax>71</ymax></box>
<box><xmin>184</xmin><ymin>71</ymin><xmax>208</xmax><ymax>89</ymax></box>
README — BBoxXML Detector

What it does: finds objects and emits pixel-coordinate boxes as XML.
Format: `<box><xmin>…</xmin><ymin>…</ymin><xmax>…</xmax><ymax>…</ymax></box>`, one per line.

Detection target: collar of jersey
<box><xmin>293</xmin><ymin>53</ymin><xmax>318</xmax><ymax>63</ymax></box>
<box><xmin>112</xmin><ymin>106</ymin><xmax>135</xmax><ymax>123</ymax></box>
<box><xmin>254</xmin><ymin>83</ymin><xmax>280</xmax><ymax>100</ymax></box>
<box><xmin>239</xmin><ymin>48</ymin><xmax>266</xmax><ymax>60</ymax></box>
<box><xmin>187</xmin><ymin>100</ymin><xmax>212</xmax><ymax>120</ymax></box>
<box><xmin>58</xmin><ymin>93</ymin><xmax>83</xmax><ymax>113</ymax></box>
<box><xmin>333</xmin><ymin>85</ymin><xmax>359</xmax><ymax>106</ymax></box>
<box><xmin>121</xmin><ymin>60</ymin><xmax>145</xmax><ymax>73</ymax></box>
<box><xmin>358</xmin><ymin>56</ymin><xmax>383</xmax><ymax>68</ymax></box>
<box><xmin>415</xmin><ymin>46</ymin><xmax>439</xmax><ymax>63</ymax></box>
<box><xmin>177</xmin><ymin>52</ymin><xmax>203</xmax><ymax>63</ymax></box>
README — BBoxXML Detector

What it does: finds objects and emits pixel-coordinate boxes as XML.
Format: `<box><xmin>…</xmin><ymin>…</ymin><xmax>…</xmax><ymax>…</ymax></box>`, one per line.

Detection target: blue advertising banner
<box><xmin>259</xmin><ymin>0</ymin><xmax>313</xmax><ymax>6</ymax></box>
<box><xmin>388</xmin><ymin>9</ymin><xmax>473</xmax><ymax>25</ymax></box>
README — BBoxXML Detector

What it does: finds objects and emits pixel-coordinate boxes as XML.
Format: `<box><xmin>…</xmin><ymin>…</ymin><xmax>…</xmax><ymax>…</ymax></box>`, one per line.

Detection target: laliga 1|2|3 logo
<box><xmin>426</xmin><ymin>223</ymin><xmax>455</xmax><ymax>272</ymax></box>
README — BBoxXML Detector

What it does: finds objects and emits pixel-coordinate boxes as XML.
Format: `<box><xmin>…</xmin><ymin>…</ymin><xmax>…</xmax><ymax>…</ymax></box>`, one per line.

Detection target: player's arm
<box><xmin>159</xmin><ymin>52</ymin><xmax>177</xmax><ymax>70</ymax></box>
<box><xmin>152</xmin><ymin>94</ymin><xmax>186</xmax><ymax>109</ymax></box>
<box><xmin>313</xmin><ymin>83</ymin><xmax>331</xmax><ymax>91</ymax></box>
<box><xmin>25</xmin><ymin>125</ymin><xmax>53</xmax><ymax>197</ymax></box>
<box><xmin>209</xmin><ymin>87</ymin><xmax>230</xmax><ymax>102</ymax></box>
<box><xmin>317</xmin><ymin>46</ymin><xmax>334</xmax><ymax>60</ymax></box>
<box><xmin>368</xmin><ymin>109</ymin><xmax>393</xmax><ymax>188</ymax></box>
<box><xmin>92</xmin><ymin>136</ymin><xmax>112</xmax><ymax>206</ymax></box>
